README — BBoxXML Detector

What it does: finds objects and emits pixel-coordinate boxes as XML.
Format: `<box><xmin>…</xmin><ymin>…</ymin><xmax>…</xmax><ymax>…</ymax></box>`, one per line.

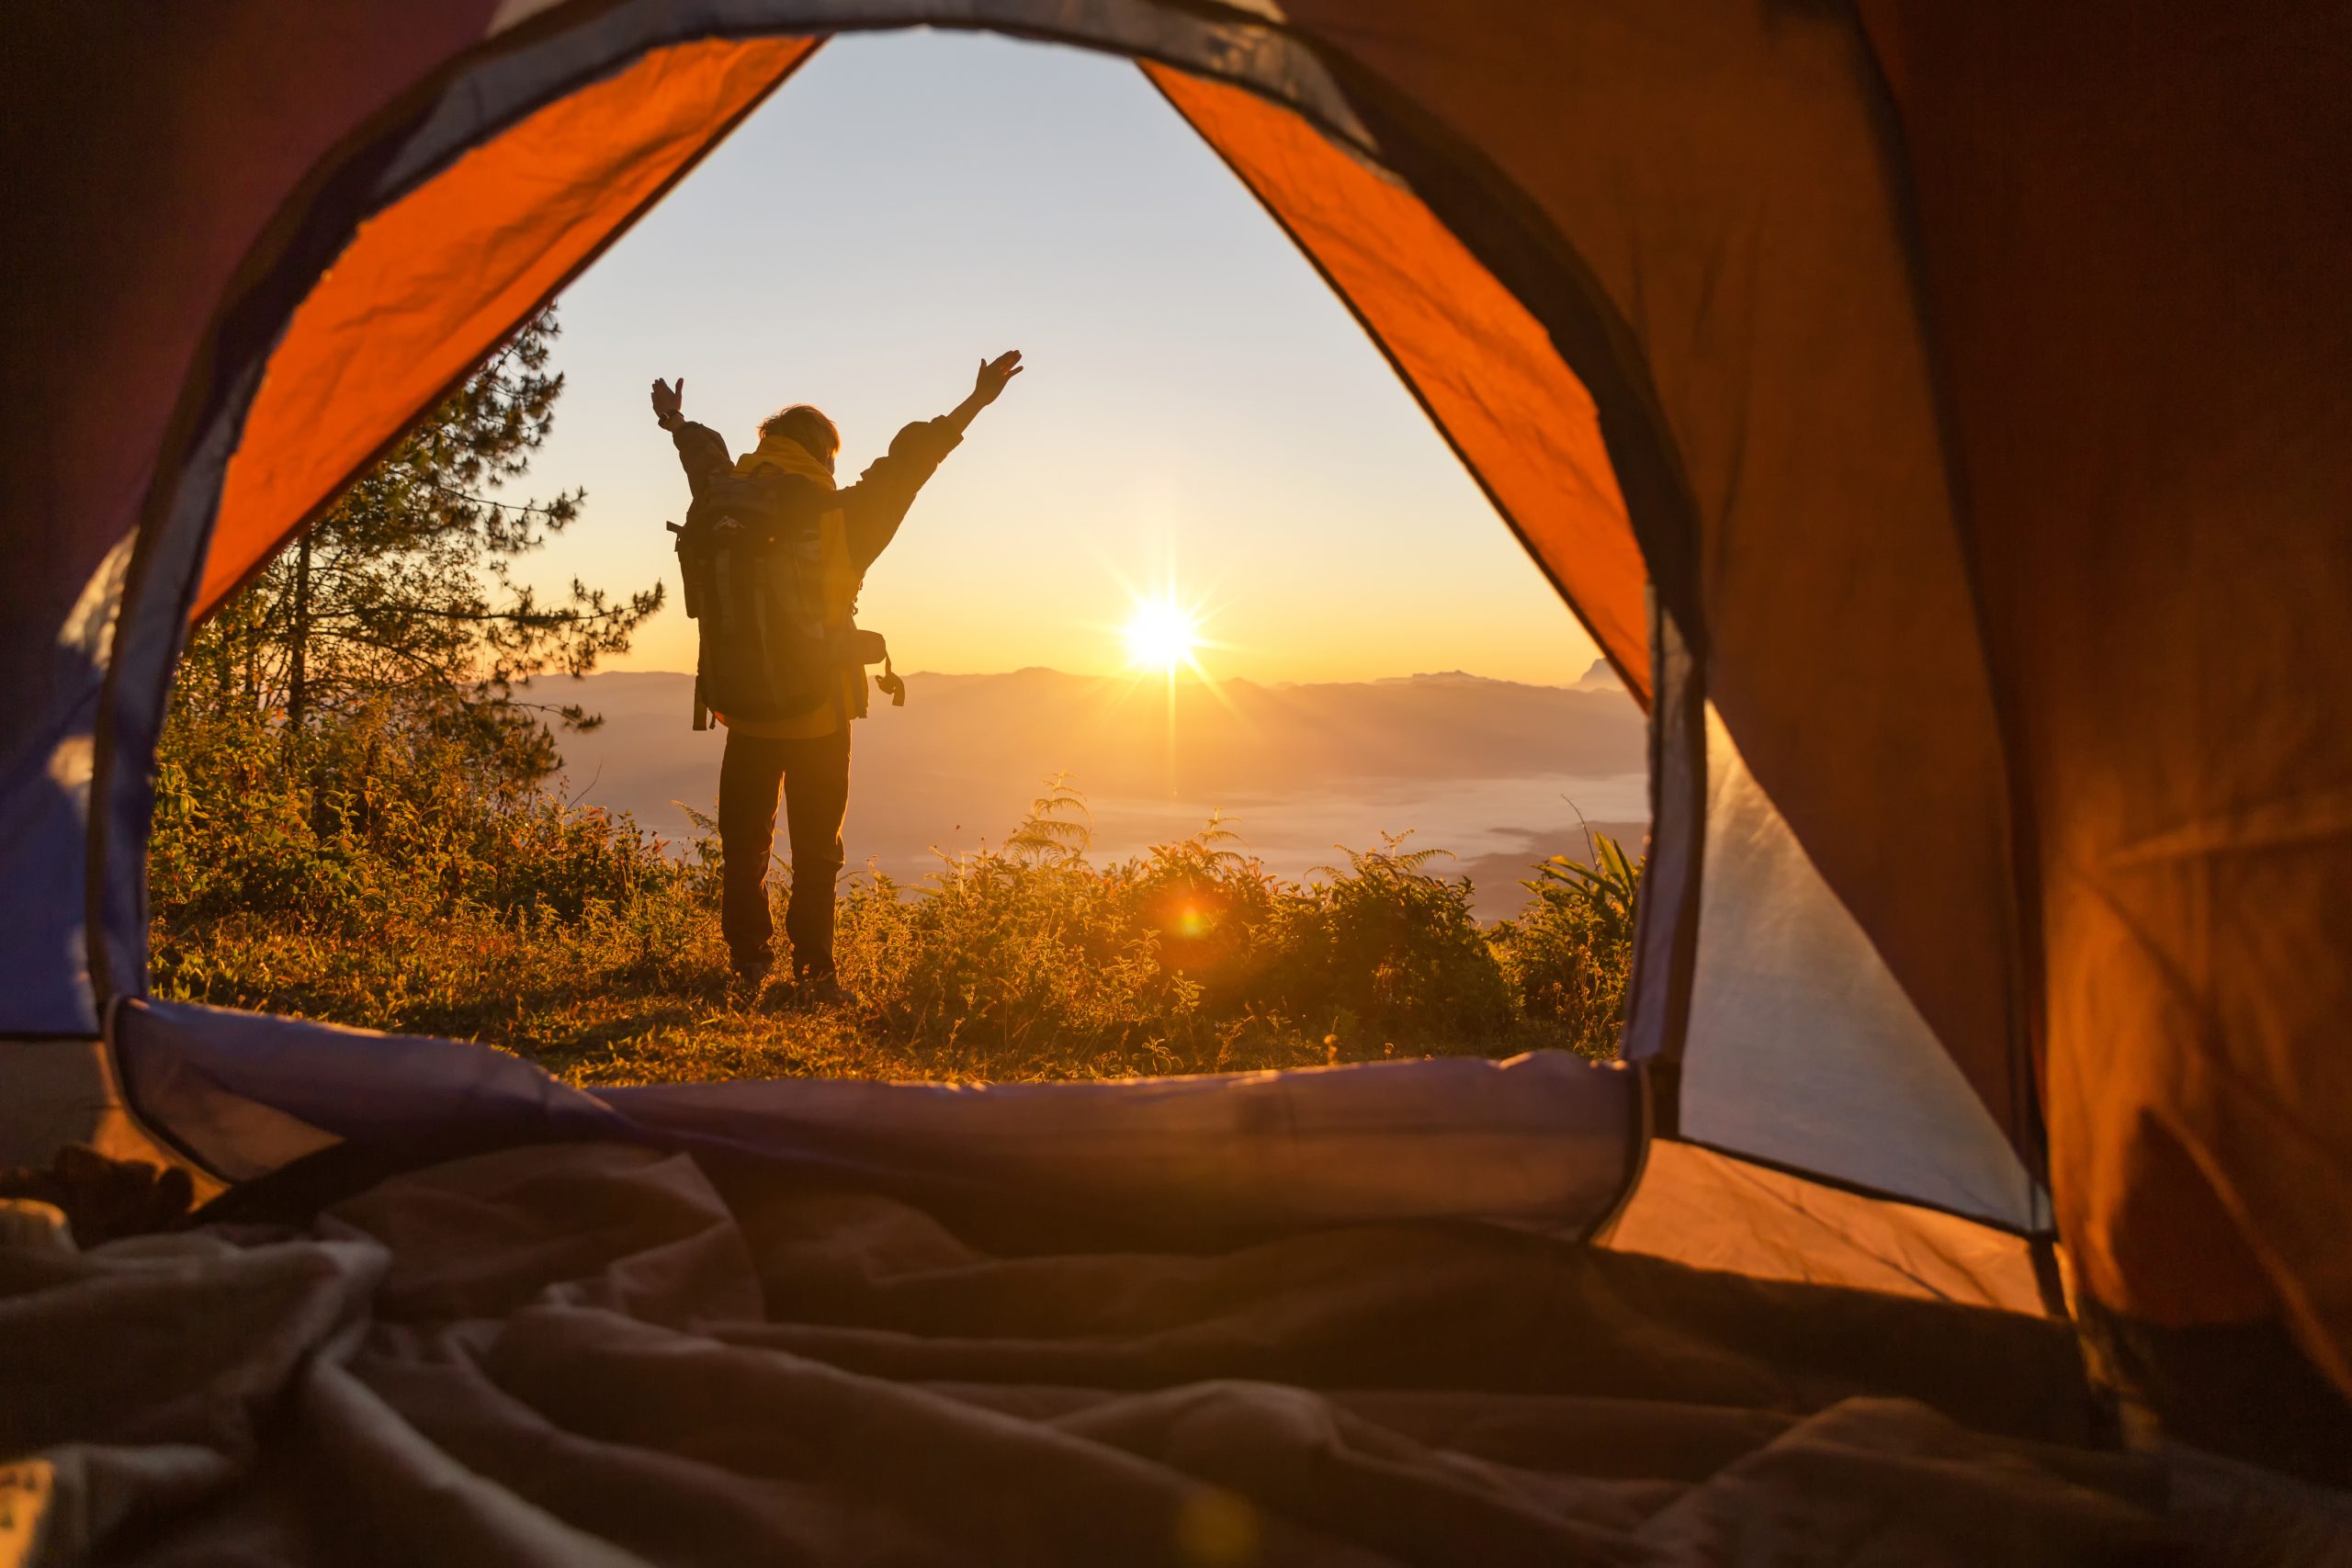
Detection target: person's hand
<box><xmin>970</xmin><ymin>351</ymin><xmax>1023</xmax><ymax>407</ymax></box>
<box><xmin>650</xmin><ymin>377</ymin><xmax>685</xmax><ymax>427</ymax></box>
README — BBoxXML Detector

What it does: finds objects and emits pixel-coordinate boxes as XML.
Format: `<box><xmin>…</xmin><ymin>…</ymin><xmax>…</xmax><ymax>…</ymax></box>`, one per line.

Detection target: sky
<box><xmin>518</xmin><ymin>29</ymin><xmax>1604</xmax><ymax>687</ymax></box>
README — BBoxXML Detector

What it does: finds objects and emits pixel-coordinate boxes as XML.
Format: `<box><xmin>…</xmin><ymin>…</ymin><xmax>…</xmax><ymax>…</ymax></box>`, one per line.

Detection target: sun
<box><xmin>1123</xmin><ymin>597</ymin><xmax>1199</xmax><ymax>674</ymax></box>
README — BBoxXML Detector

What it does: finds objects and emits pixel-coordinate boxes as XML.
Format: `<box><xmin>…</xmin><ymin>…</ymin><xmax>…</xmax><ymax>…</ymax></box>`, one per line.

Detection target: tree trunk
<box><xmin>210</xmin><ymin>604</ymin><xmax>232</xmax><ymax>709</ymax></box>
<box><xmin>287</xmin><ymin>531</ymin><xmax>311</xmax><ymax>732</ymax></box>
<box><xmin>243</xmin><ymin>597</ymin><xmax>260</xmax><ymax>711</ymax></box>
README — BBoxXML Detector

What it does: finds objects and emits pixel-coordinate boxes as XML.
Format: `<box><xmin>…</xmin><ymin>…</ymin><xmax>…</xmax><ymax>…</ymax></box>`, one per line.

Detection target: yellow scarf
<box><xmin>735</xmin><ymin>431</ymin><xmax>836</xmax><ymax>489</ymax></box>
<box><xmin>719</xmin><ymin>435</ymin><xmax>867</xmax><ymax>739</ymax></box>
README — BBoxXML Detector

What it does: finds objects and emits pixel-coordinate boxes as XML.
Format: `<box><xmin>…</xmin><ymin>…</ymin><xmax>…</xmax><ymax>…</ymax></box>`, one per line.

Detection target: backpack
<box><xmin>669</xmin><ymin>471</ymin><xmax>846</xmax><ymax>730</ymax></box>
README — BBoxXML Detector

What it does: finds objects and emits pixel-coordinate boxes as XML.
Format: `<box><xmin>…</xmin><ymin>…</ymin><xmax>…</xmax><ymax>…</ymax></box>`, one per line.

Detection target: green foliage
<box><xmin>1281</xmin><ymin>833</ymin><xmax>1514</xmax><ymax>1048</ymax></box>
<box><xmin>1529</xmin><ymin>829</ymin><xmax>1641</xmax><ymax>945</ymax></box>
<box><xmin>1116</xmin><ymin>811</ymin><xmax>1280</xmax><ymax>1014</ymax></box>
<box><xmin>151</xmin><ymin>741</ymin><xmax>1638</xmax><ymax>1079</ymax></box>
<box><xmin>154</xmin><ymin>695</ymin><xmax>678</xmax><ymax>923</ymax></box>
<box><xmin>150</xmin><ymin>305</ymin><xmax>718</xmax><ymax>1045</ymax></box>
<box><xmin>1489</xmin><ymin>826</ymin><xmax>1646</xmax><ymax>1057</ymax></box>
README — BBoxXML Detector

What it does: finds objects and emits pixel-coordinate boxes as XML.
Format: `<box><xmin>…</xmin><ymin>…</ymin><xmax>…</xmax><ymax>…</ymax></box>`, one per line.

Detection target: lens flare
<box><xmin>1123</xmin><ymin>597</ymin><xmax>1198</xmax><ymax>674</ymax></box>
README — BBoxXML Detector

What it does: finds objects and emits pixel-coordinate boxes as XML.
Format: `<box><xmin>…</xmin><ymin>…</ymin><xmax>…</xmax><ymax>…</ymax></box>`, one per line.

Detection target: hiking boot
<box><xmin>796</xmin><ymin>970</ymin><xmax>848</xmax><ymax>1009</ymax></box>
<box><xmin>728</xmin><ymin>952</ymin><xmax>771</xmax><ymax>1003</ymax></box>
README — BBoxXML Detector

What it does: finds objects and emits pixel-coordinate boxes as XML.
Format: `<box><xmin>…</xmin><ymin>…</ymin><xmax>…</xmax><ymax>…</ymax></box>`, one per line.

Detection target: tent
<box><xmin>5</xmin><ymin>0</ymin><xmax>2349</xmax><ymax>1554</ymax></box>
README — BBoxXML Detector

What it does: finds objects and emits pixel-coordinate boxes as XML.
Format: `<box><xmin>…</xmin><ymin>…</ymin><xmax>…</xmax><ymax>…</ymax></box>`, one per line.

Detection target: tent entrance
<box><xmin>44</xmin><ymin>2</ymin><xmax>2049</xmax><ymax>1324</ymax></box>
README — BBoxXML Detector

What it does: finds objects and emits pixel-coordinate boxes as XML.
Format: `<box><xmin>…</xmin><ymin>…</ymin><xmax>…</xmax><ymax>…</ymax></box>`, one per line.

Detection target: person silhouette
<box><xmin>650</xmin><ymin>351</ymin><xmax>1023</xmax><ymax>1000</ymax></box>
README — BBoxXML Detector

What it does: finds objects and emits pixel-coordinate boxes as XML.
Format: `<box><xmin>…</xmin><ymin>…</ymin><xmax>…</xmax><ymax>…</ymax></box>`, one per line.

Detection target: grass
<box><xmin>149</xmin><ymin>705</ymin><xmax>1637</xmax><ymax>1088</ymax></box>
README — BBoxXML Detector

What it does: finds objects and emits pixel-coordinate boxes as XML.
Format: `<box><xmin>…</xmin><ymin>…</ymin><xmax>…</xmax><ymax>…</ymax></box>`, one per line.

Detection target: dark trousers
<box><xmin>717</xmin><ymin>726</ymin><xmax>851</xmax><ymax>979</ymax></box>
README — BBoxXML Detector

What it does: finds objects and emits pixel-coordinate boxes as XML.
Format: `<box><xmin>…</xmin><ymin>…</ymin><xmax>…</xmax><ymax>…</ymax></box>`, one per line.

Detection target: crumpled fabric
<box><xmin>0</xmin><ymin>1142</ymin><xmax>2197</xmax><ymax>1565</ymax></box>
<box><xmin>0</xmin><ymin>1146</ymin><xmax>194</xmax><ymax>1247</ymax></box>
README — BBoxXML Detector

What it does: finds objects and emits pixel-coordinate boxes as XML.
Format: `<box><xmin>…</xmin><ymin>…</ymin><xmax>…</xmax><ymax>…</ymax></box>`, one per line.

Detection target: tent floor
<box><xmin>9</xmin><ymin>1138</ymin><xmax>2343</xmax><ymax>1564</ymax></box>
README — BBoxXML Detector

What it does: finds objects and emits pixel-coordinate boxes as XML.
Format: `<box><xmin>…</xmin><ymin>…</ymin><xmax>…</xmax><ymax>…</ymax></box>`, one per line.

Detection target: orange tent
<box><xmin>3</xmin><ymin>0</ymin><xmax>2346</xmax><ymax>1502</ymax></box>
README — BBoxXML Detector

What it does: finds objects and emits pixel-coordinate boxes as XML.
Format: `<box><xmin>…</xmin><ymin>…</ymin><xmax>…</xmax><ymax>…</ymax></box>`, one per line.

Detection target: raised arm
<box><xmin>650</xmin><ymin>376</ymin><xmax>732</xmax><ymax>498</ymax></box>
<box><xmin>840</xmin><ymin>351</ymin><xmax>1025</xmax><ymax>569</ymax></box>
<box><xmin>943</xmin><ymin>350</ymin><xmax>1023</xmax><ymax>435</ymax></box>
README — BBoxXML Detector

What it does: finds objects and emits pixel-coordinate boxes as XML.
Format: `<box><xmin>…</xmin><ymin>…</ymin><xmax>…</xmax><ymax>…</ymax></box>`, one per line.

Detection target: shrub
<box><xmin>1489</xmin><ymin>829</ymin><xmax>1643</xmax><ymax>1059</ymax></box>
<box><xmin>1259</xmin><ymin>834</ymin><xmax>1513</xmax><ymax>1052</ymax></box>
<box><xmin>152</xmin><ymin>696</ymin><xmax>694</xmax><ymax>932</ymax></box>
<box><xmin>829</xmin><ymin>789</ymin><xmax>1305</xmax><ymax>1079</ymax></box>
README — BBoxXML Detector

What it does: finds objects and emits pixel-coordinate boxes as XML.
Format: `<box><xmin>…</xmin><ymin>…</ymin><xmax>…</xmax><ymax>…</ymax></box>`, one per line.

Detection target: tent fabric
<box><xmin>1143</xmin><ymin>64</ymin><xmax>1649</xmax><ymax>696</ymax></box>
<box><xmin>1620</xmin><ymin>600</ymin><xmax>1707</xmax><ymax>1068</ymax></box>
<box><xmin>112</xmin><ymin>998</ymin><xmax>1636</xmax><ymax>1244</ymax></box>
<box><xmin>197</xmin><ymin>36</ymin><xmax>815</xmax><ymax>621</ymax></box>
<box><xmin>0</xmin><ymin>1</ymin><xmax>507</xmax><ymax>770</ymax></box>
<box><xmin>1675</xmin><ymin>703</ymin><xmax>2039</xmax><ymax>1228</ymax></box>
<box><xmin>1267</xmin><ymin>0</ymin><xmax>2032</xmax><ymax>1178</ymax></box>
<box><xmin>1851</xmin><ymin>0</ymin><xmax>2352</xmax><ymax>1394</ymax></box>
<box><xmin>1600</xmin><ymin>1139</ymin><xmax>2049</xmax><ymax>1317</ymax></box>
<box><xmin>0</xmin><ymin>534</ymin><xmax>121</xmax><ymax>1033</ymax></box>
<box><xmin>3</xmin><ymin>1138</ymin><xmax>2186</xmax><ymax>1567</ymax></box>
<box><xmin>3</xmin><ymin>0</ymin><xmax>2350</xmax><ymax>1444</ymax></box>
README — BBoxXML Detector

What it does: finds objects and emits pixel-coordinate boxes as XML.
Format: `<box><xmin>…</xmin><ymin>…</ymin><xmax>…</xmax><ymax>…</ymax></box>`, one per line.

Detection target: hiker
<box><xmin>651</xmin><ymin>351</ymin><xmax>1024</xmax><ymax>1000</ymax></box>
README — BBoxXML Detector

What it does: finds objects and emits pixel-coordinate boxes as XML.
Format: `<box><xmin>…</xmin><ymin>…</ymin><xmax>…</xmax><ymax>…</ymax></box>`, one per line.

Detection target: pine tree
<box><xmin>180</xmin><ymin>309</ymin><xmax>658</xmax><ymax>785</ymax></box>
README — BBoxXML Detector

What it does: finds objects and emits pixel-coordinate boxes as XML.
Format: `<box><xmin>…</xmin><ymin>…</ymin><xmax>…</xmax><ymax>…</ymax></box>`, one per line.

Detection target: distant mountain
<box><xmin>528</xmin><ymin>669</ymin><xmax>1646</xmax><ymax>920</ymax></box>
<box><xmin>1573</xmin><ymin>656</ymin><xmax>1625</xmax><ymax>693</ymax></box>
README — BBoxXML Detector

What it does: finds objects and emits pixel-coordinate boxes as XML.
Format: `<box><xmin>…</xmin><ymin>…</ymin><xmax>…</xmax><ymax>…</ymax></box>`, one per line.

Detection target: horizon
<box><xmin>547</xmin><ymin>660</ymin><xmax>1625</xmax><ymax>692</ymax></box>
<box><xmin>514</xmin><ymin>29</ymin><xmax>1606</xmax><ymax>690</ymax></box>
<box><xmin>531</xmin><ymin>659</ymin><xmax>1649</xmax><ymax>924</ymax></box>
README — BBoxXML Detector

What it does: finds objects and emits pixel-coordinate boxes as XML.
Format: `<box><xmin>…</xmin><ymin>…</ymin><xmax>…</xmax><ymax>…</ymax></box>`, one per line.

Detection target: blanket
<box><xmin>0</xmin><ymin>1141</ymin><xmax>2313</xmax><ymax>1565</ymax></box>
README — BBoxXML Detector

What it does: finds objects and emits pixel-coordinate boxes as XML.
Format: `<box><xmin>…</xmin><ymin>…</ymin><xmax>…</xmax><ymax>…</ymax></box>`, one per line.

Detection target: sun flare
<box><xmin>1123</xmin><ymin>598</ymin><xmax>1199</xmax><ymax>674</ymax></box>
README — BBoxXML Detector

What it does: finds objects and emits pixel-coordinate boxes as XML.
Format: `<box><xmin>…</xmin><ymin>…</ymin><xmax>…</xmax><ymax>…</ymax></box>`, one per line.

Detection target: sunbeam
<box><xmin>1122</xmin><ymin>596</ymin><xmax>1199</xmax><ymax>674</ymax></box>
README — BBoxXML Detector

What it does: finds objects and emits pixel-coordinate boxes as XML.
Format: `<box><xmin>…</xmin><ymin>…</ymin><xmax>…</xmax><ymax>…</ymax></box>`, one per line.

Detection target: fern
<box><xmin>1004</xmin><ymin>773</ymin><xmax>1094</xmax><ymax>864</ymax></box>
<box><xmin>1315</xmin><ymin>829</ymin><xmax>1453</xmax><ymax>884</ymax></box>
<box><xmin>1152</xmin><ymin>809</ymin><xmax>1252</xmax><ymax>873</ymax></box>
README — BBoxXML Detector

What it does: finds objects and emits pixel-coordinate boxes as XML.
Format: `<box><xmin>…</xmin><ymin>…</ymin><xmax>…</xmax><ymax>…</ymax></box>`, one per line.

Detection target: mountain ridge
<box><xmin>530</xmin><ymin>668</ymin><xmax>1646</xmax><ymax>919</ymax></box>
